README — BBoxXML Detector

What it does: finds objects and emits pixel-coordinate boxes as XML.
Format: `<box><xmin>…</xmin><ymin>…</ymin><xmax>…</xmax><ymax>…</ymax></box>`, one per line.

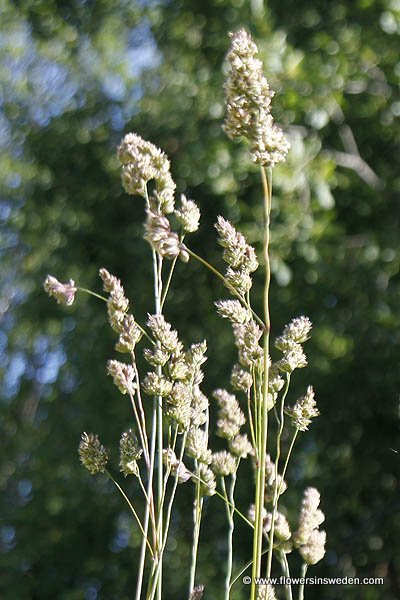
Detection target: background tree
<box><xmin>1</xmin><ymin>0</ymin><xmax>399</xmax><ymax>598</ymax></box>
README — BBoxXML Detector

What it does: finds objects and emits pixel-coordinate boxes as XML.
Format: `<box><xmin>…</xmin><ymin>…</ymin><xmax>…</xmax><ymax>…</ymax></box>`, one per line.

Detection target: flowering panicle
<box><xmin>211</xmin><ymin>450</ymin><xmax>237</xmax><ymax>476</ymax></box>
<box><xmin>119</xmin><ymin>429</ymin><xmax>143</xmax><ymax>477</ymax></box>
<box><xmin>215</xmin><ymin>216</ymin><xmax>258</xmax><ymax>296</ymax></box>
<box><xmin>224</xmin><ymin>28</ymin><xmax>290</xmax><ymax>167</ymax></box>
<box><xmin>213</xmin><ymin>388</ymin><xmax>246</xmax><ymax>440</ymax></box>
<box><xmin>230</xmin><ymin>363</ymin><xmax>252</xmax><ymax>392</ymax></box>
<box><xmin>78</xmin><ymin>432</ymin><xmax>108</xmax><ymax>475</ymax></box>
<box><xmin>229</xmin><ymin>433</ymin><xmax>253</xmax><ymax>459</ymax></box>
<box><xmin>263</xmin><ymin>511</ymin><xmax>291</xmax><ymax>542</ymax></box>
<box><xmin>142</xmin><ymin>372</ymin><xmax>173</xmax><ymax>397</ymax></box>
<box><xmin>264</xmin><ymin>454</ymin><xmax>287</xmax><ymax>502</ymax></box>
<box><xmin>144</xmin><ymin>210</ymin><xmax>189</xmax><ymax>262</ymax></box>
<box><xmin>107</xmin><ymin>360</ymin><xmax>136</xmax><ymax>395</ymax></box>
<box><xmin>188</xmin><ymin>585</ymin><xmax>205</xmax><ymax>600</ymax></box>
<box><xmin>147</xmin><ymin>314</ymin><xmax>180</xmax><ymax>354</ymax></box>
<box><xmin>99</xmin><ymin>268</ymin><xmax>131</xmax><ymax>334</ymax></box>
<box><xmin>163</xmin><ymin>449</ymin><xmax>191</xmax><ymax>484</ymax></box>
<box><xmin>196</xmin><ymin>464</ymin><xmax>217</xmax><ymax>497</ymax></box>
<box><xmin>233</xmin><ymin>320</ymin><xmax>263</xmax><ymax>368</ymax></box>
<box><xmin>215</xmin><ymin>299</ymin><xmax>251</xmax><ymax>324</ymax></box>
<box><xmin>117</xmin><ymin>132</ymin><xmax>176</xmax><ymax>214</ymax></box>
<box><xmin>256</xmin><ymin>584</ymin><xmax>278</xmax><ymax>600</ymax></box>
<box><xmin>287</xmin><ymin>385</ymin><xmax>319</xmax><ymax>431</ymax></box>
<box><xmin>274</xmin><ymin>316</ymin><xmax>312</xmax><ymax>374</ymax></box>
<box><xmin>44</xmin><ymin>275</ymin><xmax>77</xmax><ymax>306</ymax></box>
<box><xmin>165</xmin><ymin>381</ymin><xmax>192</xmax><ymax>430</ymax></box>
<box><xmin>187</xmin><ymin>428</ymin><xmax>212</xmax><ymax>464</ymax></box>
<box><xmin>294</xmin><ymin>487</ymin><xmax>326</xmax><ymax>565</ymax></box>
<box><xmin>175</xmin><ymin>194</ymin><xmax>201</xmax><ymax>233</ymax></box>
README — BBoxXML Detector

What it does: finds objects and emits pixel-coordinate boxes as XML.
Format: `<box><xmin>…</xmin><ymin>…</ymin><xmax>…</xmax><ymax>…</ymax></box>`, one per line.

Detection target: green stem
<box><xmin>279</xmin><ymin>551</ymin><xmax>293</xmax><ymax>600</ymax></box>
<box><xmin>279</xmin><ymin>429</ymin><xmax>299</xmax><ymax>495</ymax></box>
<box><xmin>189</xmin><ymin>460</ymin><xmax>203</xmax><ymax>595</ymax></box>
<box><xmin>251</xmin><ymin>166</ymin><xmax>272</xmax><ymax>599</ymax></box>
<box><xmin>147</xmin><ymin>432</ymin><xmax>188</xmax><ymax>600</ymax></box>
<box><xmin>106</xmin><ymin>470</ymin><xmax>153</xmax><ymax>557</ymax></box>
<box><xmin>77</xmin><ymin>287</ymin><xmax>107</xmax><ymax>302</ymax></box>
<box><xmin>136</xmin><ymin>401</ymin><xmax>158</xmax><ymax>600</ymax></box>
<box><xmin>266</xmin><ymin>373</ymin><xmax>291</xmax><ymax>577</ymax></box>
<box><xmin>221</xmin><ymin>470</ymin><xmax>238</xmax><ymax>600</ymax></box>
<box><xmin>298</xmin><ymin>563</ymin><xmax>308</xmax><ymax>600</ymax></box>
<box><xmin>184</xmin><ymin>247</ymin><xmax>265</xmax><ymax>330</ymax></box>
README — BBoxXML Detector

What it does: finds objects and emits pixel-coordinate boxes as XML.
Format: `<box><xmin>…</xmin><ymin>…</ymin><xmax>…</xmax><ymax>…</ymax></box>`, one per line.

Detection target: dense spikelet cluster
<box><xmin>107</xmin><ymin>360</ymin><xmax>136</xmax><ymax>395</ymax></box>
<box><xmin>144</xmin><ymin>210</ymin><xmax>189</xmax><ymax>262</ymax></box>
<box><xmin>78</xmin><ymin>433</ymin><xmax>108</xmax><ymax>475</ymax></box>
<box><xmin>233</xmin><ymin>320</ymin><xmax>263</xmax><ymax>369</ymax></box>
<box><xmin>175</xmin><ymin>194</ymin><xmax>201</xmax><ymax>233</ymax></box>
<box><xmin>188</xmin><ymin>585</ymin><xmax>205</xmax><ymax>600</ymax></box>
<box><xmin>213</xmin><ymin>389</ymin><xmax>246</xmax><ymax>440</ymax></box>
<box><xmin>196</xmin><ymin>463</ymin><xmax>217</xmax><ymax>496</ymax></box>
<box><xmin>99</xmin><ymin>268</ymin><xmax>135</xmax><ymax>341</ymax></box>
<box><xmin>224</xmin><ymin>28</ymin><xmax>290</xmax><ymax>167</ymax></box>
<box><xmin>44</xmin><ymin>275</ymin><xmax>77</xmax><ymax>306</ymax></box>
<box><xmin>287</xmin><ymin>385</ymin><xmax>319</xmax><ymax>431</ymax></box>
<box><xmin>294</xmin><ymin>487</ymin><xmax>326</xmax><ymax>565</ymax></box>
<box><xmin>263</xmin><ymin>511</ymin><xmax>292</xmax><ymax>542</ymax></box>
<box><xmin>215</xmin><ymin>299</ymin><xmax>251</xmax><ymax>324</ymax></box>
<box><xmin>264</xmin><ymin>454</ymin><xmax>287</xmax><ymax>502</ymax></box>
<box><xmin>215</xmin><ymin>216</ymin><xmax>258</xmax><ymax>296</ymax></box>
<box><xmin>211</xmin><ymin>450</ymin><xmax>237</xmax><ymax>476</ymax></box>
<box><xmin>274</xmin><ymin>316</ymin><xmax>312</xmax><ymax>374</ymax></box>
<box><xmin>163</xmin><ymin>449</ymin><xmax>191</xmax><ymax>483</ymax></box>
<box><xmin>144</xmin><ymin>316</ymin><xmax>209</xmax><ymax>433</ymax></box>
<box><xmin>256</xmin><ymin>584</ymin><xmax>278</xmax><ymax>600</ymax></box>
<box><xmin>119</xmin><ymin>429</ymin><xmax>143</xmax><ymax>477</ymax></box>
<box><xmin>117</xmin><ymin>132</ymin><xmax>176</xmax><ymax>213</ymax></box>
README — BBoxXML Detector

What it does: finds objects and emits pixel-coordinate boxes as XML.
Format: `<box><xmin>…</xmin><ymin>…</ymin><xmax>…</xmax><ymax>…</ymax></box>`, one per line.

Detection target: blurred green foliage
<box><xmin>1</xmin><ymin>0</ymin><xmax>399</xmax><ymax>598</ymax></box>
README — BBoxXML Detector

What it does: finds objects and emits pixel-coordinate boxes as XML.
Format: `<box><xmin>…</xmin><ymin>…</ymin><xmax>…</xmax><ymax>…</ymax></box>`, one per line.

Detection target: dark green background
<box><xmin>1</xmin><ymin>0</ymin><xmax>399</xmax><ymax>598</ymax></box>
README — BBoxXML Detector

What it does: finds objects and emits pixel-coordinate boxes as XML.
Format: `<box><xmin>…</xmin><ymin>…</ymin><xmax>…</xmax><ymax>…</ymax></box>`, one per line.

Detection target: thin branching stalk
<box><xmin>147</xmin><ymin>432</ymin><xmax>188</xmax><ymax>600</ymax></box>
<box><xmin>279</xmin><ymin>550</ymin><xmax>293</xmax><ymax>600</ymax></box>
<box><xmin>251</xmin><ymin>166</ymin><xmax>272</xmax><ymax>599</ymax></box>
<box><xmin>184</xmin><ymin>247</ymin><xmax>265</xmax><ymax>330</ymax></box>
<box><xmin>136</xmin><ymin>403</ymin><xmax>158</xmax><ymax>600</ymax></box>
<box><xmin>221</xmin><ymin>468</ymin><xmax>238</xmax><ymax>600</ymax></box>
<box><xmin>105</xmin><ymin>470</ymin><xmax>153</xmax><ymax>557</ymax></box>
<box><xmin>266</xmin><ymin>373</ymin><xmax>291</xmax><ymax>576</ymax></box>
<box><xmin>298</xmin><ymin>563</ymin><xmax>308</xmax><ymax>600</ymax></box>
<box><xmin>189</xmin><ymin>460</ymin><xmax>203</xmax><ymax>595</ymax></box>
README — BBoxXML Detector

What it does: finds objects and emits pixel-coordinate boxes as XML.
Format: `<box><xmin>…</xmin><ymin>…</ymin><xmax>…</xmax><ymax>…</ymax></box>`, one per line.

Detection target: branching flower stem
<box><xmin>251</xmin><ymin>166</ymin><xmax>272</xmax><ymax>599</ymax></box>
<box><xmin>298</xmin><ymin>563</ymin><xmax>308</xmax><ymax>600</ymax></box>
<box><xmin>105</xmin><ymin>470</ymin><xmax>153</xmax><ymax>558</ymax></box>
<box><xmin>267</xmin><ymin>373</ymin><xmax>291</xmax><ymax>577</ymax></box>
<box><xmin>279</xmin><ymin>550</ymin><xmax>293</xmax><ymax>600</ymax></box>
<box><xmin>189</xmin><ymin>460</ymin><xmax>203</xmax><ymax>595</ymax></box>
<box><xmin>184</xmin><ymin>247</ymin><xmax>265</xmax><ymax>330</ymax></box>
<box><xmin>221</xmin><ymin>467</ymin><xmax>239</xmax><ymax>600</ymax></box>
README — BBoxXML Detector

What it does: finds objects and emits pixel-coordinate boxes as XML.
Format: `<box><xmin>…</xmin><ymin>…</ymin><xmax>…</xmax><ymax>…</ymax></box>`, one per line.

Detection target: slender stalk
<box><xmin>77</xmin><ymin>287</ymin><xmax>107</xmax><ymax>302</ymax></box>
<box><xmin>136</xmin><ymin>402</ymin><xmax>158</xmax><ymax>600</ymax></box>
<box><xmin>147</xmin><ymin>432</ymin><xmax>188</xmax><ymax>600</ymax></box>
<box><xmin>251</xmin><ymin>167</ymin><xmax>272</xmax><ymax>599</ymax></box>
<box><xmin>189</xmin><ymin>460</ymin><xmax>203</xmax><ymax>595</ymax></box>
<box><xmin>229</xmin><ymin>549</ymin><xmax>269</xmax><ymax>591</ymax></box>
<box><xmin>221</xmin><ymin>470</ymin><xmax>238</xmax><ymax>600</ymax></box>
<box><xmin>105</xmin><ymin>470</ymin><xmax>153</xmax><ymax>557</ymax></box>
<box><xmin>298</xmin><ymin>563</ymin><xmax>308</xmax><ymax>600</ymax></box>
<box><xmin>279</xmin><ymin>551</ymin><xmax>293</xmax><ymax>600</ymax></box>
<box><xmin>184</xmin><ymin>247</ymin><xmax>265</xmax><ymax>330</ymax></box>
<box><xmin>189</xmin><ymin>470</ymin><xmax>253</xmax><ymax>528</ymax></box>
<box><xmin>266</xmin><ymin>374</ymin><xmax>291</xmax><ymax>576</ymax></box>
<box><xmin>279</xmin><ymin>429</ymin><xmax>299</xmax><ymax>495</ymax></box>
